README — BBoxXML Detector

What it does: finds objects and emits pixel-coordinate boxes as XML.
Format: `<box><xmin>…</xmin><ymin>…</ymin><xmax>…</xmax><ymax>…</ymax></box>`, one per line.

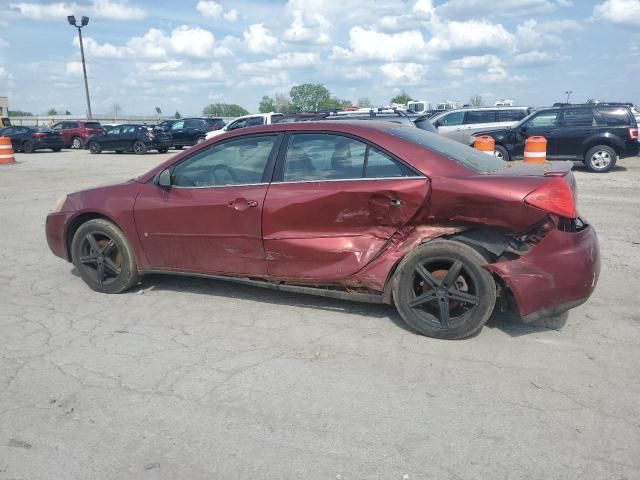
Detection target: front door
<box><xmin>134</xmin><ymin>134</ymin><xmax>282</xmax><ymax>276</ymax></box>
<box><xmin>101</xmin><ymin>126</ymin><xmax>122</xmax><ymax>149</ymax></box>
<box><xmin>435</xmin><ymin>111</ymin><xmax>465</xmax><ymax>142</ymax></box>
<box><xmin>262</xmin><ymin>132</ymin><xmax>430</xmax><ymax>281</ymax></box>
<box><xmin>554</xmin><ymin>108</ymin><xmax>595</xmax><ymax>159</ymax></box>
<box><xmin>512</xmin><ymin>110</ymin><xmax>560</xmax><ymax>159</ymax></box>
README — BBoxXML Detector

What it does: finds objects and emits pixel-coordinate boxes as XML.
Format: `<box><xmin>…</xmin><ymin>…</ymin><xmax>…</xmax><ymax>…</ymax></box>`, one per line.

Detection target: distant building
<box><xmin>0</xmin><ymin>97</ymin><xmax>8</xmax><ymax>117</ymax></box>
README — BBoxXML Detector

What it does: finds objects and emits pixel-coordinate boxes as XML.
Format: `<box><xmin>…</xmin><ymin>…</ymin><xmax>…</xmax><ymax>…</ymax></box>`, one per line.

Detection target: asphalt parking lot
<box><xmin>1</xmin><ymin>149</ymin><xmax>639</xmax><ymax>479</ymax></box>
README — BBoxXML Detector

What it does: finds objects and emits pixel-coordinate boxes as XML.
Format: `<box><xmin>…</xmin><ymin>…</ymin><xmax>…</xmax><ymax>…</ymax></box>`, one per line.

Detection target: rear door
<box><xmin>461</xmin><ymin>110</ymin><xmax>497</xmax><ymax>144</ymax></box>
<box><xmin>555</xmin><ymin>108</ymin><xmax>596</xmax><ymax>159</ymax></box>
<box><xmin>262</xmin><ymin>132</ymin><xmax>430</xmax><ymax>281</ymax></box>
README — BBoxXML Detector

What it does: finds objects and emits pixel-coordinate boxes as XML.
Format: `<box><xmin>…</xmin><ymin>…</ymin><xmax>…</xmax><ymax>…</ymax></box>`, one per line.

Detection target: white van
<box><xmin>205</xmin><ymin>112</ymin><xmax>284</xmax><ymax>140</ymax></box>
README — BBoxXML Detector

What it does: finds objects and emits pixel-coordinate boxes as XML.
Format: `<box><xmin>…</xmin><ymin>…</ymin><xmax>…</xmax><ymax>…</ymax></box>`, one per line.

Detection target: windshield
<box><xmin>388</xmin><ymin>126</ymin><xmax>507</xmax><ymax>173</ymax></box>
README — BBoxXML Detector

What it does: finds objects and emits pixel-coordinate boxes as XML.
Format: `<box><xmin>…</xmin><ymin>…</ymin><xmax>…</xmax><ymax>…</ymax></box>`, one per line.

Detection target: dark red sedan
<box><xmin>45</xmin><ymin>121</ymin><xmax>600</xmax><ymax>339</ymax></box>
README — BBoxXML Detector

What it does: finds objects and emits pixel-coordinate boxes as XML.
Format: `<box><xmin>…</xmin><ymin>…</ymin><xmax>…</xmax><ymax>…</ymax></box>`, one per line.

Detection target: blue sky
<box><xmin>0</xmin><ymin>0</ymin><xmax>638</xmax><ymax>116</ymax></box>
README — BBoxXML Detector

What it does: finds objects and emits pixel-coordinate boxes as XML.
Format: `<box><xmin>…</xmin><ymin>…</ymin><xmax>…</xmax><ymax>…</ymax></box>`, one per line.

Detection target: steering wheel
<box><xmin>210</xmin><ymin>164</ymin><xmax>239</xmax><ymax>185</ymax></box>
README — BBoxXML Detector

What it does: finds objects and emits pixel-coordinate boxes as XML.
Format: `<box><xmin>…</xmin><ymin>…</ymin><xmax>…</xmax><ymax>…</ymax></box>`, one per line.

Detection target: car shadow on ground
<box><xmin>571</xmin><ymin>161</ymin><xmax>627</xmax><ymax>173</ymax></box>
<box><xmin>91</xmin><ymin>271</ymin><xmax>564</xmax><ymax>339</ymax></box>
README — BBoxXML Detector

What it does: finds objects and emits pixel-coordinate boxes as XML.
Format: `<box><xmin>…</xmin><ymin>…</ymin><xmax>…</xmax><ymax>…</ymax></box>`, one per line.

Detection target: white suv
<box><xmin>205</xmin><ymin>112</ymin><xmax>284</xmax><ymax>140</ymax></box>
<box><xmin>430</xmin><ymin>107</ymin><xmax>530</xmax><ymax>144</ymax></box>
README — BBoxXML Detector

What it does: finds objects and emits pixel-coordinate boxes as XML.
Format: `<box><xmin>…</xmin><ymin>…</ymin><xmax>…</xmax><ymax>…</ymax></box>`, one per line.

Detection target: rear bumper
<box><xmin>486</xmin><ymin>223</ymin><xmax>600</xmax><ymax>319</ymax></box>
<box><xmin>621</xmin><ymin>141</ymin><xmax>640</xmax><ymax>158</ymax></box>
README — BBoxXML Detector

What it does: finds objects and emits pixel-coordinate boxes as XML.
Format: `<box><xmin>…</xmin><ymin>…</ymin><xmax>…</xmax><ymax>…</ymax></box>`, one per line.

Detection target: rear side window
<box><xmin>465</xmin><ymin>110</ymin><xmax>496</xmax><ymax>124</ymax></box>
<box><xmin>594</xmin><ymin>108</ymin><xmax>632</xmax><ymax>126</ymax></box>
<box><xmin>246</xmin><ymin>117</ymin><xmax>265</xmax><ymax>127</ymax></box>
<box><xmin>66</xmin><ymin>122</ymin><xmax>80</xmax><ymax>128</ymax></box>
<box><xmin>205</xmin><ymin>118</ymin><xmax>225</xmax><ymax>128</ymax></box>
<box><xmin>498</xmin><ymin>110</ymin><xmax>527</xmax><ymax>122</ymax></box>
<box><xmin>562</xmin><ymin>109</ymin><xmax>594</xmax><ymax>127</ymax></box>
<box><xmin>185</xmin><ymin>119</ymin><xmax>204</xmax><ymax>128</ymax></box>
<box><xmin>281</xmin><ymin>133</ymin><xmax>417</xmax><ymax>182</ymax></box>
<box><xmin>388</xmin><ymin>126</ymin><xmax>507</xmax><ymax>173</ymax></box>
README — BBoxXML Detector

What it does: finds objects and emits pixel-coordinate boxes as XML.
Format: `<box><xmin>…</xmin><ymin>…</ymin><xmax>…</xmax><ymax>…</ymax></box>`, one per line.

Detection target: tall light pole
<box><xmin>67</xmin><ymin>15</ymin><xmax>92</xmax><ymax>119</ymax></box>
<box><xmin>565</xmin><ymin>90</ymin><xmax>572</xmax><ymax>104</ymax></box>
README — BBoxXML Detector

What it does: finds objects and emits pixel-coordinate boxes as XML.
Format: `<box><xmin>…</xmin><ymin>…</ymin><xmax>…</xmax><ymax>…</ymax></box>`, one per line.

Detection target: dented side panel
<box><xmin>262</xmin><ymin>178</ymin><xmax>430</xmax><ymax>280</ymax></box>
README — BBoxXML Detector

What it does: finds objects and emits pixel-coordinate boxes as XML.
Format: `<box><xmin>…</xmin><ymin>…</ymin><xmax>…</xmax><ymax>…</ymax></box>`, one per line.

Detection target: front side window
<box><xmin>246</xmin><ymin>117</ymin><xmax>265</xmax><ymax>127</ymax></box>
<box><xmin>228</xmin><ymin>119</ymin><xmax>247</xmax><ymax>131</ymax></box>
<box><xmin>525</xmin><ymin>111</ymin><xmax>559</xmax><ymax>128</ymax></box>
<box><xmin>171</xmin><ymin>121</ymin><xmax>185</xmax><ymax>130</ymax></box>
<box><xmin>282</xmin><ymin>133</ymin><xmax>417</xmax><ymax>182</ymax></box>
<box><xmin>437</xmin><ymin>111</ymin><xmax>464</xmax><ymax>126</ymax></box>
<box><xmin>171</xmin><ymin>135</ymin><xmax>278</xmax><ymax>187</ymax></box>
<box><xmin>106</xmin><ymin>127</ymin><xmax>121</xmax><ymax>136</ymax></box>
<box><xmin>465</xmin><ymin>110</ymin><xmax>496</xmax><ymax>125</ymax></box>
<box><xmin>51</xmin><ymin>123</ymin><xmax>63</xmax><ymax>130</ymax></box>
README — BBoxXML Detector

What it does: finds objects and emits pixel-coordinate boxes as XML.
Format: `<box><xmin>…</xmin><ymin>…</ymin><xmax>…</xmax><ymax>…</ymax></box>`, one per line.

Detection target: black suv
<box><xmin>167</xmin><ymin>117</ymin><xmax>225</xmax><ymax>148</ymax></box>
<box><xmin>86</xmin><ymin>124</ymin><xmax>172</xmax><ymax>154</ymax></box>
<box><xmin>475</xmin><ymin>104</ymin><xmax>639</xmax><ymax>172</ymax></box>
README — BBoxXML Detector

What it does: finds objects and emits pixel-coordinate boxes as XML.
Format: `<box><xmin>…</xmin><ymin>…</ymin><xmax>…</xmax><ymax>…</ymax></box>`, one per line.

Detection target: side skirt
<box><xmin>140</xmin><ymin>270</ymin><xmax>385</xmax><ymax>304</ymax></box>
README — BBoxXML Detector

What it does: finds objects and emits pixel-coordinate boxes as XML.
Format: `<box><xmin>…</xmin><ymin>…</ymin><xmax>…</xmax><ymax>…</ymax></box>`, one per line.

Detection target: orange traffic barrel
<box><xmin>0</xmin><ymin>136</ymin><xmax>15</xmax><ymax>164</ymax></box>
<box><xmin>474</xmin><ymin>135</ymin><xmax>495</xmax><ymax>155</ymax></box>
<box><xmin>524</xmin><ymin>136</ymin><xmax>547</xmax><ymax>163</ymax></box>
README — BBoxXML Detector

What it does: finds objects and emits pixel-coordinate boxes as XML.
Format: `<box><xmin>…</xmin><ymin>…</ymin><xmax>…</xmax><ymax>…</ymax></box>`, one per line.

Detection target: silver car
<box><xmin>430</xmin><ymin>107</ymin><xmax>530</xmax><ymax>144</ymax></box>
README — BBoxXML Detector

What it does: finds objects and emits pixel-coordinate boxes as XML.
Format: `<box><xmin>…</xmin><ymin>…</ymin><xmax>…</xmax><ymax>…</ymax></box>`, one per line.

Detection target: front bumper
<box><xmin>46</xmin><ymin>212</ymin><xmax>72</xmax><ymax>261</ymax></box>
<box><xmin>487</xmin><ymin>223</ymin><xmax>600</xmax><ymax>319</ymax></box>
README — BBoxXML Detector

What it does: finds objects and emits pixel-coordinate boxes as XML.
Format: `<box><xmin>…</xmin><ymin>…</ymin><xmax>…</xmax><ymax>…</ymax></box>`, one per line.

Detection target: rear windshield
<box><xmin>85</xmin><ymin>122</ymin><xmax>102</xmax><ymax>128</ymax></box>
<box><xmin>388</xmin><ymin>126</ymin><xmax>507</xmax><ymax>173</ymax></box>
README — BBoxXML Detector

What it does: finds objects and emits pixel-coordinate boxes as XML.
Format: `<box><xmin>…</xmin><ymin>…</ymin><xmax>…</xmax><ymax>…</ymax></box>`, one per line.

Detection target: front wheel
<box><xmin>195</xmin><ymin>136</ymin><xmax>206</xmax><ymax>144</ymax></box>
<box><xmin>585</xmin><ymin>145</ymin><xmax>617</xmax><ymax>173</ymax></box>
<box><xmin>494</xmin><ymin>144</ymin><xmax>510</xmax><ymax>161</ymax></box>
<box><xmin>392</xmin><ymin>240</ymin><xmax>496</xmax><ymax>339</ymax></box>
<box><xmin>71</xmin><ymin>219</ymin><xmax>140</xmax><ymax>293</ymax></box>
<box><xmin>52</xmin><ymin>148</ymin><xmax>61</xmax><ymax>152</ymax></box>
<box><xmin>22</xmin><ymin>140</ymin><xmax>34</xmax><ymax>153</ymax></box>
<box><xmin>157</xmin><ymin>146</ymin><xmax>169</xmax><ymax>153</ymax></box>
<box><xmin>89</xmin><ymin>141</ymin><xmax>101</xmax><ymax>154</ymax></box>
<box><xmin>133</xmin><ymin>141</ymin><xmax>147</xmax><ymax>155</ymax></box>
<box><xmin>71</xmin><ymin>137</ymin><xmax>83</xmax><ymax>149</ymax></box>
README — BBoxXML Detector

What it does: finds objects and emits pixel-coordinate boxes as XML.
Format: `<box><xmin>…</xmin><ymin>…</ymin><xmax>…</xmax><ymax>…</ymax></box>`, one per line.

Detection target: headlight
<box><xmin>51</xmin><ymin>195</ymin><xmax>68</xmax><ymax>213</ymax></box>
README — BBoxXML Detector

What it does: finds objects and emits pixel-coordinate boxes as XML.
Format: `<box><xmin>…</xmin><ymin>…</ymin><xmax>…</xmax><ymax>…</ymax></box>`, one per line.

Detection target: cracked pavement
<box><xmin>1</xmin><ymin>150</ymin><xmax>639</xmax><ymax>479</ymax></box>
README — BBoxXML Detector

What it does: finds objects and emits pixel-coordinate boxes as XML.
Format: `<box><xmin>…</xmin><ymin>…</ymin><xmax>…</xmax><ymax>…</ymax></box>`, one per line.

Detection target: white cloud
<box><xmin>151</xmin><ymin>61</ymin><xmax>224</xmax><ymax>80</ymax></box>
<box><xmin>170</xmin><ymin>26</ymin><xmax>215</xmax><ymax>58</ymax></box>
<box><xmin>238</xmin><ymin>52</ymin><xmax>318</xmax><ymax>73</ymax></box>
<box><xmin>331</xmin><ymin>26</ymin><xmax>429</xmax><ymax>62</ymax></box>
<box><xmin>283</xmin><ymin>10</ymin><xmax>330</xmax><ymax>44</ymax></box>
<box><xmin>512</xmin><ymin>50</ymin><xmax>562</xmax><ymax>66</ymax></box>
<box><xmin>436</xmin><ymin>0</ymin><xmax>571</xmax><ymax>19</ymax></box>
<box><xmin>73</xmin><ymin>36</ymin><xmax>123</xmax><ymax>58</ymax></box>
<box><xmin>427</xmin><ymin>19</ymin><xmax>515</xmax><ymax>54</ymax></box>
<box><xmin>243</xmin><ymin>24</ymin><xmax>279</xmax><ymax>54</ymax></box>
<box><xmin>380</xmin><ymin>62</ymin><xmax>428</xmax><ymax>85</ymax></box>
<box><xmin>445</xmin><ymin>54</ymin><xmax>516</xmax><ymax>83</ymax></box>
<box><xmin>9</xmin><ymin>0</ymin><xmax>145</xmax><ymax>20</ymax></box>
<box><xmin>65</xmin><ymin>61</ymin><xmax>83</xmax><ymax>75</ymax></box>
<box><xmin>594</xmin><ymin>0</ymin><xmax>640</xmax><ymax>27</ymax></box>
<box><xmin>196</xmin><ymin>1</ymin><xmax>238</xmax><ymax>22</ymax></box>
<box><xmin>0</xmin><ymin>37</ymin><xmax>8</xmax><ymax>48</ymax></box>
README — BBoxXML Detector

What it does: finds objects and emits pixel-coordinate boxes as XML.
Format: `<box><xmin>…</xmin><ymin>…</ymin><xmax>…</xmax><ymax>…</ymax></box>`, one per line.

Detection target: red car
<box><xmin>45</xmin><ymin>121</ymin><xmax>600</xmax><ymax>339</ymax></box>
<box><xmin>51</xmin><ymin>120</ymin><xmax>104</xmax><ymax>149</ymax></box>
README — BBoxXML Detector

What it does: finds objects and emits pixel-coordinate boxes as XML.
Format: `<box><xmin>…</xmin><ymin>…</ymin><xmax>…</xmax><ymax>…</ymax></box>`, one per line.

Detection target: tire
<box><xmin>585</xmin><ymin>145</ymin><xmax>617</xmax><ymax>173</ymax></box>
<box><xmin>195</xmin><ymin>136</ymin><xmax>206</xmax><ymax>144</ymax></box>
<box><xmin>494</xmin><ymin>144</ymin><xmax>510</xmax><ymax>161</ymax></box>
<box><xmin>52</xmin><ymin>148</ymin><xmax>61</xmax><ymax>152</ymax></box>
<box><xmin>133</xmin><ymin>141</ymin><xmax>147</xmax><ymax>155</ymax></box>
<box><xmin>157</xmin><ymin>147</ymin><xmax>169</xmax><ymax>153</ymax></box>
<box><xmin>22</xmin><ymin>140</ymin><xmax>34</xmax><ymax>153</ymax></box>
<box><xmin>115</xmin><ymin>150</ymin><xmax>123</xmax><ymax>154</ymax></box>
<box><xmin>71</xmin><ymin>219</ymin><xmax>140</xmax><ymax>294</ymax></box>
<box><xmin>88</xmin><ymin>141</ymin><xmax>101</xmax><ymax>154</ymax></box>
<box><xmin>392</xmin><ymin>240</ymin><xmax>496</xmax><ymax>339</ymax></box>
<box><xmin>71</xmin><ymin>136</ymin><xmax>83</xmax><ymax>149</ymax></box>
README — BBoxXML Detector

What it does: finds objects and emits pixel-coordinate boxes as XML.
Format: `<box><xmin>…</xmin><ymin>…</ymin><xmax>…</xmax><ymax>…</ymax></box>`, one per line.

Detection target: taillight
<box><xmin>630</xmin><ymin>127</ymin><xmax>638</xmax><ymax>140</ymax></box>
<box><xmin>524</xmin><ymin>178</ymin><xmax>577</xmax><ymax>219</ymax></box>
<box><xmin>32</xmin><ymin>132</ymin><xmax>47</xmax><ymax>138</ymax></box>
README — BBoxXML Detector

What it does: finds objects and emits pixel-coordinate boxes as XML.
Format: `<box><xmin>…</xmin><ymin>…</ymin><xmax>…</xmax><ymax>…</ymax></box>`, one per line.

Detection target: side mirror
<box><xmin>157</xmin><ymin>169</ymin><xmax>171</xmax><ymax>188</ymax></box>
<box><xmin>434</xmin><ymin>121</ymin><xmax>441</xmax><ymax>128</ymax></box>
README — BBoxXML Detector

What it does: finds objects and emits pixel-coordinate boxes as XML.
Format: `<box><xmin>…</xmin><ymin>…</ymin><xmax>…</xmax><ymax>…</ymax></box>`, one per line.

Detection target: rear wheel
<box><xmin>585</xmin><ymin>145</ymin><xmax>616</xmax><ymax>173</ymax></box>
<box><xmin>133</xmin><ymin>141</ymin><xmax>147</xmax><ymax>155</ymax></box>
<box><xmin>157</xmin><ymin>146</ymin><xmax>169</xmax><ymax>153</ymax></box>
<box><xmin>88</xmin><ymin>141</ymin><xmax>101</xmax><ymax>154</ymax></box>
<box><xmin>494</xmin><ymin>144</ymin><xmax>510</xmax><ymax>161</ymax></box>
<box><xmin>71</xmin><ymin>136</ymin><xmax>83</xmax><ymax>149</ymax></box>
<box><xmin>71</xmin><ymin>219</ymin><xmax>140</xmax><ymax>294</ymax></box>
<box><xmin>22</xmin><ymin>140</ymin><xmax>34</xmax><ymax>153</ymax></box>
<box><xmin>392</xmin><ymin>240</ymin><xmax>496</xmax><ymax>339</ymax></box>
<box><xmin>52</xmin><ymin>148</ymin><xmax>61</xmax><ymax>152</ymax></box>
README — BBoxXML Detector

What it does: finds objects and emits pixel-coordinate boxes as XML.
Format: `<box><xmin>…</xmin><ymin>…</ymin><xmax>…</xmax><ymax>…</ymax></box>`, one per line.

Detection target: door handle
<box><xmin>228</xmin><ymin>198</ymin><xmax>259</xmax><ymax>211</ymax></box>
<box><xmin>247</xmin><ymin>200</ymin><xmax>258</xmax><ymax>207</ymax></box>
<box><xmin>390</xmin><ymin>198</ymin><xmax>403</xmax><ymax>207</ymax></box>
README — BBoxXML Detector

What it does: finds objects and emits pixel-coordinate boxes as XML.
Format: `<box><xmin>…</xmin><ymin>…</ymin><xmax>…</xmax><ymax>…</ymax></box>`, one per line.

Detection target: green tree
<box><xmin>357</xmin><ymin>97</ymin><xmax>373</xmax><ymax>108</ymax></box>
<box><xmin>390</xmin><ymin>90</ymin><xmax>412</xmax><ymax>105</ymax></box>
<box><xmin>47</xmin><ymin>108</ymin><xmax>58</xmax><ymax>115</ymax></box>
<box><xmin>469</xmin><ymin>94</ymin><xmax>483</xmax><ymax>107</ymax></box>
<box><xmin>203</xmin><ymin>103</ymin><xmax>249</xmax><ymax>117</ymax></box>
<box><xmin>319</xmin><ymin>96</ymin><xmax>352</xmax><ymax>111</ymax></box>
<box><xmin>8</xmin><ymin>110</ymin><xmax>33</xmax><ymax>116</ymax></box>
<box><xmin>259</xmin><ymin>95</ymin><xmax>276</xmax><ymax>113</ymax></box>
<box><xmin>274</xmin><ymin>93</ymin><xmax>293</xmax><ymax>114</ymax></box>
<box><xmin>174</xmin><ymin>110</ymin><xmax>182</xmax><ymax>119</ymax></box>
<box><xmin>64</xmin><ymin>110</ymin><xmax>71</xmax><ymax>115</ymax></box>
<box><xmin>290</xmin><ymin>83</ymin><xmax>331</xmax><ymax>112</ymax></box>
